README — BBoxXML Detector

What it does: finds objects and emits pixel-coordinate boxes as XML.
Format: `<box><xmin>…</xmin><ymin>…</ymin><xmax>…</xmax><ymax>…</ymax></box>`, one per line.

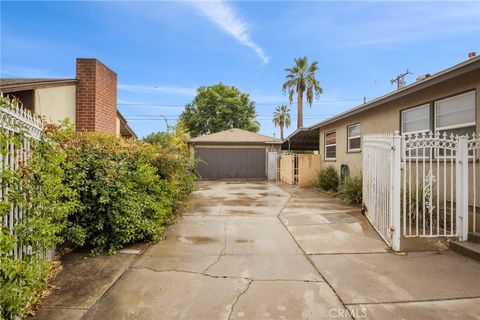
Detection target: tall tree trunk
<box><xmin>297</xmin><ymin>90</ymin><xmax>303</xmax><ymax>128</ymax></box>
<box><xmin>280</xmin><ymin>125</ymin><xmax>284</xmax><ymax>140</ymax></box>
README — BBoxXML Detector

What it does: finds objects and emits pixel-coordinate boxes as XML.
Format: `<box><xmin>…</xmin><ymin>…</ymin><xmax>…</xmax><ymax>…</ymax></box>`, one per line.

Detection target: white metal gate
<box><xmin>401</xmin><ymin>132</ymin><xmax>466</xmax><ymax>239</ymax></box>
<box><xmin>267</xmin><ymin>152</ymin><xmax>278</xmax><ymax>181</ymax></box>
<box><xmin>362</xmin><ymin>133</ymin><xmax>401</xmax><ymax>251</ymax></box>
<box><xmin>468</xmin><ymin>135</ymin><xmax>479</xmax><ymax>234</ymax></box>
<box><xmin>364</xmin><ymin>130</ymin><xmax>477</xmax><ymax>251</ymax></box>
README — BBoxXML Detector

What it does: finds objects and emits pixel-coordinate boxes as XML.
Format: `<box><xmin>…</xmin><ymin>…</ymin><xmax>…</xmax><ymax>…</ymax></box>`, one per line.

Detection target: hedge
<box><xmin>0</xmin><ymin>102</ymin><xmax>196</xmax><ymax>318</ymax></box>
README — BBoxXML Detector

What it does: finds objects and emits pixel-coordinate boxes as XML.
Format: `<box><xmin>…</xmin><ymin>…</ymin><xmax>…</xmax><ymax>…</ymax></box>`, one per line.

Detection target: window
<box><xmin>435</xmin><ymin>91</ymin><xmax>476</xmax><ymax>136</ymax></box>
<box><xmin>347</xmin><ymin>123</ymin><xmax>361</xmax><ymax>152</ymax></box>
<box><xmin>401</xmin><ymin>104</ymin><xmax>430</xmax><ymax>134</ymax></box>
<box><xmin>325</xmin><ymin>131</ymin><xmax>336</xmax><ymax>160</ymax></box>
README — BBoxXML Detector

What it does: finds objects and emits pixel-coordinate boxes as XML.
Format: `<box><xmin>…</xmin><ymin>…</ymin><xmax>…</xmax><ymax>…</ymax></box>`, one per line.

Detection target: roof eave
<box><xmin>188</xmin><ymin>141</ymin><xmax>282</xmax><ymax>145</ymax></box>
<box><xmin>116</xmin><ymin>110</ymin><xmax>138</xmax><ymax>139</ymax></box>
<box><xmin>0</xmin><ymin>79</ymin><xmax>77</xmax><ymax>92</ymax></box>
<box><xmin>310</xmin><ymin>56</ymin><xmax>480</xmax><ymax>130</ymax></box>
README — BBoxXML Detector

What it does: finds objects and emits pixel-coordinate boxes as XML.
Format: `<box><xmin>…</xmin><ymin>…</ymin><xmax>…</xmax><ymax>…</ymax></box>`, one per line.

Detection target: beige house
<box><xmin>285</xmin><ymin>54</ymin><xmax>480</xmax><ymax>176</ymax></box>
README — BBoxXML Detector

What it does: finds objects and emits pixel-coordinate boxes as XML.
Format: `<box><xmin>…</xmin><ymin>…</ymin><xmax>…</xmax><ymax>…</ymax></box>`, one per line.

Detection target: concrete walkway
<box><xmin>34</xmin><ymin>181</ymin><xmax>480</xmax><ymax>320</ymax></box>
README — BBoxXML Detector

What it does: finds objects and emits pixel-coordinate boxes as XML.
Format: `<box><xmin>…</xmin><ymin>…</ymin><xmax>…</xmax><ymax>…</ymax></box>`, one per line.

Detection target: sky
<box><xmin>1</xmin><ymin>0</ymin><xmax>479</xmax><ymax>138</ymax></box>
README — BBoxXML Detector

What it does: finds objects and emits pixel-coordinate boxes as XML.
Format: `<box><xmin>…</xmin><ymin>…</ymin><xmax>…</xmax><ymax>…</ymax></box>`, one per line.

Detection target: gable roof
<box><xmin>0</xmin><ymin>78</ymin><xmax>77</xmax><ymax>92</ymax></box>
<box><xmin>189</xmin><ymin>128</ymin><xmax>282</xmax><ymax>144</ymax></box>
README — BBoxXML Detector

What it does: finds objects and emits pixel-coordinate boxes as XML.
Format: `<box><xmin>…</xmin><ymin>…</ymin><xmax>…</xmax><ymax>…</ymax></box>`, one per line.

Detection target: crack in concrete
<box><xmin>275</xmin><ymin>190</ymin><xmax>355</xmax><ymax>319</ymax></box>
<box><xmin>130</xmin><ymin>266</ymin><xmax>323</xmax><ymax>283</ymax></box>
<box><xmin>129</xmin><ymin>266</ymin><xmax>244</xmax><ymax>280</ymax></box>
<box><xmin>227</xmin><ymin>279</ymin><xmax>253</xmax><ymax>320</ymax></box>
<box><xmin>202</xmin><ymin>217</ymin><xmax>229</xmax><ymax>273</ymax></box>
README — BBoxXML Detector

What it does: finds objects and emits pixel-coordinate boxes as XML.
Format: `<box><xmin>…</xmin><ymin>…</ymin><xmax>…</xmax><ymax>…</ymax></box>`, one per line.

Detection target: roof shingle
<box><xmin>189</xmin><ymin>128</ymin><xmax>281</xmax><ymax>144</ymax></box>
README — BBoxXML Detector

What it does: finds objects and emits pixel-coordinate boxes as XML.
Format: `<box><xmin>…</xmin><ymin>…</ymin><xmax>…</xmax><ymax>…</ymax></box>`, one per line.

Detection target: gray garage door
<box><xmin>195</xmin><ymin>148</ymin><xmax>266</xmax><ymax>179</ymax></box>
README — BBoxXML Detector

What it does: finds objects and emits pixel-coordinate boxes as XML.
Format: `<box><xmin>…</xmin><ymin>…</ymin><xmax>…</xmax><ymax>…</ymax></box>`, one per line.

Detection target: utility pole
<box><xmin>390</xmin><ymin>70</ymin><xmax>413</xmax><ymax>90</ymax></box>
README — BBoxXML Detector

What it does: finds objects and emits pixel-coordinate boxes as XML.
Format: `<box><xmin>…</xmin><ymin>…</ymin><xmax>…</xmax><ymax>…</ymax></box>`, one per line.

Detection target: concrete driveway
<box><xmin>34</xmin><ymin>181</ymin><xmax>480</xmax><ymax>320</ymax></box>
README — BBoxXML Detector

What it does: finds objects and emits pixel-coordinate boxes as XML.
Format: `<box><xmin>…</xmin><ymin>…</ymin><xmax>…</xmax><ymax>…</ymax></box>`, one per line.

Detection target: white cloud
<box><xmin>0</xmin><ymin>65</ymin><xmax>68</xmax><ymax>78</ymax></box>
<box><xmin>191</xmin><ymin>0</ymin><xmax>269</xmax><ymax>64</ymax></box>
<box><xmin>118</xmin><ymin>84</ymin><xmax>196</xmax><ymax>96</ymax></box>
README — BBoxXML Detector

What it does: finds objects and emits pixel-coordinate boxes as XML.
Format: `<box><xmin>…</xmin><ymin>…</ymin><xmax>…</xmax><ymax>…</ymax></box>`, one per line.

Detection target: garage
<box><xmin>188</xmin><ymin>128</ymin><xmax>282</xmax><ymax>179</ymax></box>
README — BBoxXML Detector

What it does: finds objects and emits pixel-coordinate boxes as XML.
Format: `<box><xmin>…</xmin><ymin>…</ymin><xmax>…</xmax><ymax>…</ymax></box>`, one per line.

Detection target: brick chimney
<box><xmin>75</xmin><ymin>58</ymin><xmax>117</xmax><ymax>133</ymax></box>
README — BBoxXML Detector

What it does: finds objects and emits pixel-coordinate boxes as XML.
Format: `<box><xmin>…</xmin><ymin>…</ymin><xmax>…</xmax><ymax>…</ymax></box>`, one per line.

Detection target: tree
<box><xmin>180</xmin><ymin>84</ymin><xmax>260</xmax><ymax>137</ymax></box>
<box><xmin>272</xmin><ymin>105</ymin><xmax>291</xmax><ymax>140</ymax></box>
<box><xmin>282</xmin><ymin>56</ymin><xmax>323</xmax><ymax>129</ymax></box>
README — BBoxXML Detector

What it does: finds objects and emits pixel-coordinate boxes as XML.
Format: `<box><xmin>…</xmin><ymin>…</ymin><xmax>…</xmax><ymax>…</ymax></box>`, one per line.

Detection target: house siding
<box><xmin>318</xmin><ymin>69</ymin><xmax>480</xmax><ymax>175</ymax></box>
<box><xmin>34</xmin><ymin>85</ymin><xmax>76</xmax><ymax>125</ymax></box>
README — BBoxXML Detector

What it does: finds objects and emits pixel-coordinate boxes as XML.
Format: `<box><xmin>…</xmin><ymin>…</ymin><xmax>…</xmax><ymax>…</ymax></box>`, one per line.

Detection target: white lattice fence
<box><xmin>0</xmin><ymin>97</ymin><xmax>43</xmax><ymax>260</ymax></box>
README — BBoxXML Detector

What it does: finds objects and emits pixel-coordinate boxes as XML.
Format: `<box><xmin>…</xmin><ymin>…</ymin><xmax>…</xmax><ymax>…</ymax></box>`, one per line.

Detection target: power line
<box><xmin>125</xmin><ymin>116</ymin><xmax>332</xmax><ymax>121</ymax></box>
<box><xmin>390</xmin><ymin>70</ymin><xmax>413</xmax><ymax>89</ymax></box>
<box><xmin>124</xmin><ymin>113</ymin><xmax>334</xmax><ymax>117</ymax></box>
<box><xmin>117</xmin><ymin>98</ymin><xmax>365</xmax><ymax>108</ymax></box>
<box><xmin>124</xmin><ymin>115</ymin><xmax>332</xmax><ymax>118</ymax></box>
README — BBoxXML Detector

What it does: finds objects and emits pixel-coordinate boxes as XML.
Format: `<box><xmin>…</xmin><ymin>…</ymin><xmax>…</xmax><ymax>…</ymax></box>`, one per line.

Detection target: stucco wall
<box><xmin>116</xmin><ymin>117</ymin><xmax>121</xmax><ymax>137</ymax></box>
<box><xmin>298</xmin><ymin>154</ymin><xmax>321</xmax><ymax>188</ymax></box>
<box><xmin>318</xmin><ymin>70</ymin><xmax>480</xmax><ymax>209</ymax></box>
<box><xmin>319</xmin><ymin>70</ymin><xmax>480</xmax><ymax>175</ymax></box>
<box><xmin>34</xmin><ymin>85</ymin><xmax>76</xmax><ymax>125</ymax></box>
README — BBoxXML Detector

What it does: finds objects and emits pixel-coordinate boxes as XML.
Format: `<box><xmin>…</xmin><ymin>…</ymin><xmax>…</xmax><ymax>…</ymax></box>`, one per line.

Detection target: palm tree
<box><xmin>282</xmin><ymin>56</ymin><xmax>323</xmax><ymax>129</ymax></box>
<box><xmin>272</xmin><ymin>105</ymin><xmax>291</xmax><ymax>140</ymax></box>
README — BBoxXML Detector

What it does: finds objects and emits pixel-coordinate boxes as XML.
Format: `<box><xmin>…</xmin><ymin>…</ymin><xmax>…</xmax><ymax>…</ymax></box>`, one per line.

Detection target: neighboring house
<box><xmin>0</xmin><ymin>58</ymin><xmax>136</xmax><ymax>139</ymax></box>
<box><xmin>188</xmin><ymin>128</ymin><xmax>282</xmax><ymax>179</ymax></box>
<box><xmin>284</xmin><ymin>54</ymin><xmax>480</xmax><ymax>175</ymax></box>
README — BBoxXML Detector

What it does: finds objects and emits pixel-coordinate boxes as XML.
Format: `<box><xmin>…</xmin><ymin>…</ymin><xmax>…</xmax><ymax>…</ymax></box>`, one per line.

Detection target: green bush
<box><xmin>60</xmin><ymin>133</ymin><xmax>167</xmax><ymax>254</ymax></box>
<box><xmin>0</xmin><ymin>97</ymin><xmax>73</xmax><ymax>319</ymax></box>
<box><xmin>338</xmin><ymin>175</ymin><xmax>363</xmax><ymax>205</ymax></box>
<box><xmin>316</xmin><ymin>165</ymin><xmax>340</xmax><ymax>192</ymax></box>
<box><xmin>143</xmin><ymin>121</ymin><xmax>197</xmax><ymax>212</ymax></box>
<box><xmin>0</xmin><ymin>98</ymin><xmax>196</xmax><ymax>317</ymax></box>
<box><xmin>55</xmin><ymin>121</ymin><xmax>196</xmax><ymax>254</ymax></box>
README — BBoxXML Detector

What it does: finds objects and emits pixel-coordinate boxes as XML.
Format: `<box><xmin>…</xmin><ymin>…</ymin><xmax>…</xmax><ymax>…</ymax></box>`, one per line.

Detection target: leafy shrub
<box><xmin>54</xmin><ymin>121</ymin><xmax>196</xmax><ymax>254</ymax></box>
<box><xmin>0</xmin><ymin>97</ymin><xmax>73</xmax><ymax>319</ymax></box>
<box><xmin>338</xmin><ymin>175</ymin><xmax>362</xmax><ymax>205</ymax></box>
<box><xmin>316</xmin><ymin>165</ymin><xmax>340</xmax><ymax>192</ymax></box>
<box><xmin>0</xmin><ymin>95</ymin><xmax>196</xmax><ymax>317</ymax></box>
<box><xmin>143</xmin><ymin>121</ymin><xmax>197</xmax><ymax>212</ymax></box>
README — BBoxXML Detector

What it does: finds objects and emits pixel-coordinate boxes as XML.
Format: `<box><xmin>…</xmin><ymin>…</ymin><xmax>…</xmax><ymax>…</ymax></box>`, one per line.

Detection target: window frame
<box><xmin>400</xmin><ymin>103</ymin><xmax>432</xmax><ymax>135</ymax></box>
<box><xmin>324</xmin><ymin>130</ymin><xmax>337</xmax><ymax>161</ymax></box>
<box><xmin>346</xmin><ymin>123</ymin><xmax>361</xmax><ymax>152</ymax></box>
<box><xmin>434</xmin><ymin>90</ymin><xmax>476</xmax><ymax>132</ymax></box>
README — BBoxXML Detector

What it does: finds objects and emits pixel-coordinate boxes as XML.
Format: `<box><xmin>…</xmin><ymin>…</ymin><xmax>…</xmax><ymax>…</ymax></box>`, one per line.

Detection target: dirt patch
<box><xmin>235</xmin><ymin>239</ymin><xmax>254</xmax><ymax>243</ymax></box>
<box><xmin>176</xmin><ymin>236</ymin><xmax>216</xmax><ymax>244</ymax></box>
<box><xmin>225</xmin><ymin>210</ymin><xmax>259</xmax><ymax>215</ymax></box>
<box><xmin>258</xmin><ymin>192</ymin><xmax>284</xmax><ymax>197</ymax></box>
